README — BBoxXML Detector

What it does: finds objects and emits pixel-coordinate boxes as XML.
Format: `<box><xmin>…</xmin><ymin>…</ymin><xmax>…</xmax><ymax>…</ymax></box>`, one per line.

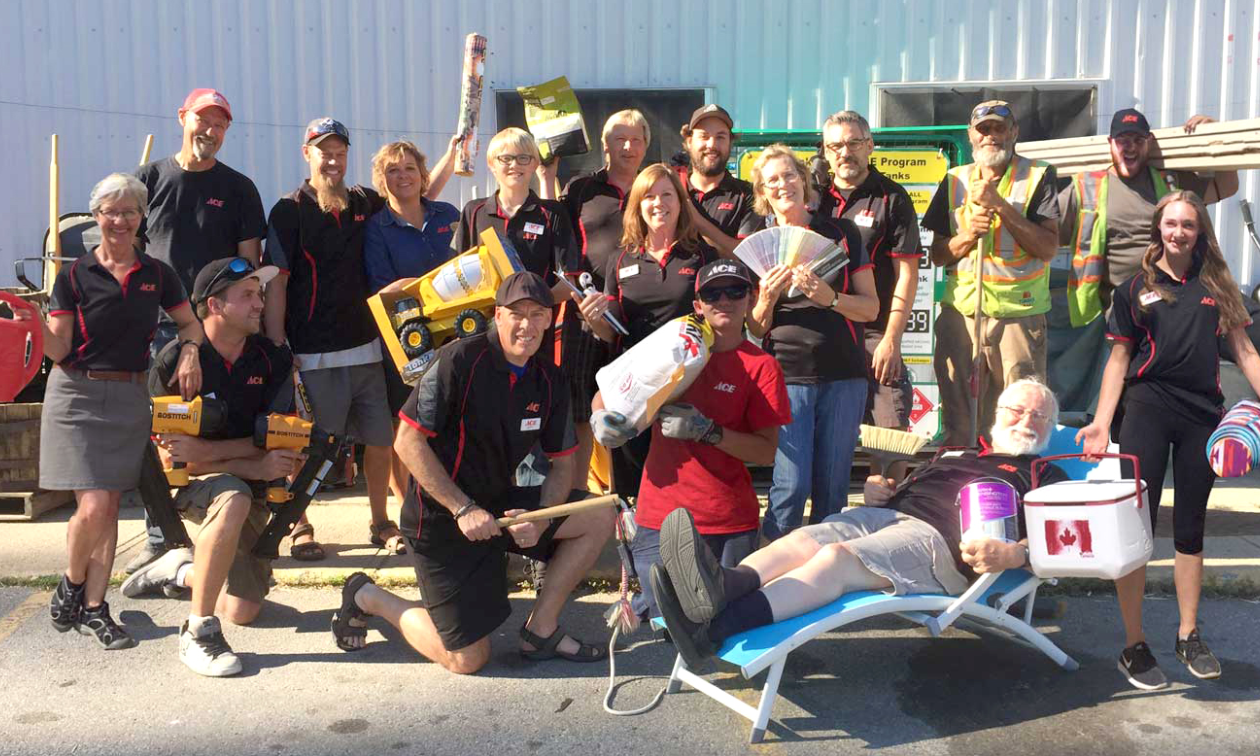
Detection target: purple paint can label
<box><xmin>958</xmin><ymin>479</ymin><xmax>1020</xmax><ymax>542</ymax></box>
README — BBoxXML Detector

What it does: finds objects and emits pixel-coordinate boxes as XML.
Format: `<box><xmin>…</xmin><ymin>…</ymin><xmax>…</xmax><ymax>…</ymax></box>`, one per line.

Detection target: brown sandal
<box><xmin>369</xmin><ymin>520</ymin><xmax>406</xmax><ymax>555</ymax></box>
<box><xmin>289</xmin><ymin>522</ymin><xmax>326</xmax><ymax>561</ymax></box>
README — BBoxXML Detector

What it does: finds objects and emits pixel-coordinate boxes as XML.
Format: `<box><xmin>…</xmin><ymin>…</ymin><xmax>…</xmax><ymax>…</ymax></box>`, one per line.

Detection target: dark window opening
<box><xmin>880</xmin><ymin>86</ymin><xmax>1097</xmax><ymax>142</ymax></box>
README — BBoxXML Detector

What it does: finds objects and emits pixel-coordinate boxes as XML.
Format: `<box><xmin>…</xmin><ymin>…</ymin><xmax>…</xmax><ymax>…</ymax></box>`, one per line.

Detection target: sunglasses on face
<box><xmin>495</xmin><ymin>153</ymin><xmax>536</xmax><ymax>166</ymax></box>
<box><xmin>972</xmin><ymin>104</ymin><xmax>1013</xmax><ymax>121</ymax></box>
<box><xmin>200</xmin><ymin>257</ymin><xmax>254</xmax><ymax>303</ymax></box>
<box><xmin>698</xmin><ymin>284</ymin><xmax>750</xmax><ymax>303</ymax></box>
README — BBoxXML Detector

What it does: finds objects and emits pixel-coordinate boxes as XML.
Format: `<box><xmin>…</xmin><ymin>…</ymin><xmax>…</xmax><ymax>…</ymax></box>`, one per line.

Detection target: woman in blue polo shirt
<box><xmin>1079</xmin><ymin>191</ymin><xmax>1260</xmax><ymax>689</ymax></box>
<box><xmin>24</xmin><ymin>173</ymin><xmax>204</xmax><ymax>650</ymax></box>
<box><xmin>363</xmin><ymin>140</ymin><xmax>460</xmax><ymax>554</ymax></box>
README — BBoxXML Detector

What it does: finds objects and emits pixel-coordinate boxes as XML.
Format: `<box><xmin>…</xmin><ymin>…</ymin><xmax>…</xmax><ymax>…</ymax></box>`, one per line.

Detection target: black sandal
<box><xmin>77</xmin><ymin>601</ymin><xmax>136</xmax><ymax>650</ymax></box>
<box><xmin>331</xmin><ymin>572</ymin><xmax>375</xmax><ymax>652</ymax></box>
<box><xmin>519</xmin><ymin>625</ymin><xmax>608</xmax><ymax>663</ymax></box>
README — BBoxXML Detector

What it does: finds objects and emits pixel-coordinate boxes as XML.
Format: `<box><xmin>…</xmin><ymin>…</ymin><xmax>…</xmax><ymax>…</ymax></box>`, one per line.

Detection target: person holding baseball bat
<box><xmin>332</xmin><ymin>272</ymin><xmax>616</xmax><ymax>674</ymax></box>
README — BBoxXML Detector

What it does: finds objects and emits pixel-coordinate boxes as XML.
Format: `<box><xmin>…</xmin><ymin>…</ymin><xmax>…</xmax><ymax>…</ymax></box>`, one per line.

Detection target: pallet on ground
<box><xmin>1</xmin><ymin>403</ymin><xmax>42</xmax><ymax>493</ymax></box>
<box><xmin>0</xmin><ymin>489</ymin><xmax>73</xmax><ymax>521</ymax></box>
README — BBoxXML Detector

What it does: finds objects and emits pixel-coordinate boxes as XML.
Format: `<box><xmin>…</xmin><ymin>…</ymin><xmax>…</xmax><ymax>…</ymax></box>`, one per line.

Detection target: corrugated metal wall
<box><xmin>3</xmin><ymin>0</ymin><xmax>1258</xmax><ymax>287</ymax></box>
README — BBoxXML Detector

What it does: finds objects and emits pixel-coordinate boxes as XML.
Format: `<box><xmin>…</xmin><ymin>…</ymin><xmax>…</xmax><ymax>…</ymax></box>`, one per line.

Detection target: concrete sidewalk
<box><xmin>2</xmin><ymin>481</ymin><xmax>1259</xmax><ymax>592</ymax></box>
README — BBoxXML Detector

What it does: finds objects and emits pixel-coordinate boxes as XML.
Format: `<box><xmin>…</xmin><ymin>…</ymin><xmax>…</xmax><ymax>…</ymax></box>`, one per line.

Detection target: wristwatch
<box><xmin>454</xmin><ymin>502</ymin><xmax>479</xmax><ymax>520</ymax></box>
<box><xmin>829</xmin><ymin>291</ymin><xmax>841</xmax><ymax>309</ymax></box>
<box><xmin>177</xmin><ymin>339</ymin><xmax>200</xmax><ymax>354</ymax></box>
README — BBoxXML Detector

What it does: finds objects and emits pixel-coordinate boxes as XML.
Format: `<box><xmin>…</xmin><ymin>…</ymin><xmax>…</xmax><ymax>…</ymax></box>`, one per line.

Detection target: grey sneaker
<box><xmin>121</xmin><ymin>547</ymin><xmax>192</xmax><ymax>598</ymax></box>
<box><xmin>1175</xmin><ymin>629</ymin><xmax>1222</xmax><ymax>679</ymax></box>
<box><xmin>1118</xmin><ymin>641</ymin><xmax>1168</xmax><ymax>690</ymax></box>
<box><xmin>123</xmin><ymin>542</ymin><xmax>167</xmax><ymax>575</ymax></box>
<box><xmin>179</xmin><ymin>617</ymin><xmax>242</xmax><ymax>677</ymax></box>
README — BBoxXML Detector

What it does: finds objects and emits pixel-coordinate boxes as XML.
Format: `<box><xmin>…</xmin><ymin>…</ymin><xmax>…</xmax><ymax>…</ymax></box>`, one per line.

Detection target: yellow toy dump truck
<box><xmin>368</xmin><ymin>227</ymin><xmax>524</xmax><ymax>384</ymax></box>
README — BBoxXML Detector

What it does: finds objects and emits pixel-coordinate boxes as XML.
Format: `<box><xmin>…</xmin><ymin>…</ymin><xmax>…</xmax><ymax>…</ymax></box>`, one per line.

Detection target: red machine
<box><xmin>0</xmin><ymin>292</ymin><xmax>42</xmax><ymax>402</ymax></box>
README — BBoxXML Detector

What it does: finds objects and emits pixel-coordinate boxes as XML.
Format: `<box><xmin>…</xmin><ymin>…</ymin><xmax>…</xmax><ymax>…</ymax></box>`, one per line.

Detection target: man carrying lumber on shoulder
<box><xmin>924</xmin><ymin>100</ymin><xmax>1060</xmax><ymax>447</ymax></box>
<box><xmin>330</xmin><ymin>272</ymin><xmax>616</xmax><ymax>674</ymax></box>
<box><xmin>1050</xmin><ymin>108</ymin><xmax>1238</xmax><ymax>409</ymax></box>
<box><xmin>651</xmin><ymin>379</ymin><xmax>1069</xmax><ymax>670</ymax></box>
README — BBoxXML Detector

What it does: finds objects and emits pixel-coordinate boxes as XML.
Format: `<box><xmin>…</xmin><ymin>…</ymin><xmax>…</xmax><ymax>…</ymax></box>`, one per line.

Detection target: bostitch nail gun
<box><xmin>150</xmin><ymin>395</ymin><xmax>228</xmax><ymax>486</ymax></box>
<box><xmin>250</xmin><ymin>413</ymin><xmax>345</xmax><ymax>559</ymax></box>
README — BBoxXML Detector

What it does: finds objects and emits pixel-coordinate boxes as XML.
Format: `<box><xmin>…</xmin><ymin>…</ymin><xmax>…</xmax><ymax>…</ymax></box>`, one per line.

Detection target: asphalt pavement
<box><xmin>1</xmin><ymin>585</ymin><xmax>1258</xmax><ymax>755</ymax></box>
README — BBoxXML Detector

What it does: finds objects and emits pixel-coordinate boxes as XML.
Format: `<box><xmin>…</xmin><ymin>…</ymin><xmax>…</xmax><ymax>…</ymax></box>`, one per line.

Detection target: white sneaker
<box><xmin>179</xmin><ymin>617</ymin><xmax>242</xmax><ymax>677</ymax></box>
<box><xmin>121</xmin><ymin>547</ymin><xmax>192</xmax><ymax>598</ymax></box>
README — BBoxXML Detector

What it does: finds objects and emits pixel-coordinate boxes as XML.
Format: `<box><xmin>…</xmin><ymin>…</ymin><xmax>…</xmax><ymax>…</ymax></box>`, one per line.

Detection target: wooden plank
<box><xmin>1019</xmin><ymin>117</ymin><xmax>1260</xmax><ymax>175</ymax></box>
<box><xmin>0</xmin><ymin>490</ymin><xmax>73</xmax><ymax>521</ymax></box>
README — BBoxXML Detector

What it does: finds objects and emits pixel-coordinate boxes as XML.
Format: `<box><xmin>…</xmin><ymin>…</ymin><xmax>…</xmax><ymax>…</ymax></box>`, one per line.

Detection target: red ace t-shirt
<box><xmin>635</xmin><ymin>340</ymin><xmax>792</xmax><ymax>534</ymax></box>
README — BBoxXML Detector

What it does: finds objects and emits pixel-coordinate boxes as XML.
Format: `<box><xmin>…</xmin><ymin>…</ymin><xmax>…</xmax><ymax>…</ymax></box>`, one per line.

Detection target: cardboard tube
<box><xmin>140</xmin><ymin>134</ymin><xmax>154</xmax><ymax>165</ymax></box>
<box><xmin>494</xmin><ymin>494</ymin><xmax>621</xmax><ymax>526</ymax></box>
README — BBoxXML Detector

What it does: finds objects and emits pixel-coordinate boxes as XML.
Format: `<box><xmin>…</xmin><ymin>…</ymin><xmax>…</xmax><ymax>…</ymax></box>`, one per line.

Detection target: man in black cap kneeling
<box><xmin>331</xmin><ymin>272</ymin><xmax>615</xmax><ymax>674</ymax></box>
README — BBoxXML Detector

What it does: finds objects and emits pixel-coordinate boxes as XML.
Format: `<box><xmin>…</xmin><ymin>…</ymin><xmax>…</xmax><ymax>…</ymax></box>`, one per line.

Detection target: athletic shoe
<box><xmin>1118</xmin><ymin>641</ymin><xmax>1167</xmax><ymax>690</ymax></box>
<box><xmin>660</xmin><ymin>508</ymin><xmax>725</xmax><ymax>623</ymax></box>
<box><xmin>650</xmin><ymin>564</ymin><xmax>715</xmax><ymax>670</ymax></box>
<box><xmin>1175</xmin><ymin>629</ymin><xmax>1221</xmax><ymax>680</ymax></box>
<box><xmin>49</xmin><ymin>574</ymin><xmax>84</xmax><ymax>632</ymax></box>
<box><xmin>121</xmin><ymin>547</ymin><xmax>192</xmax><ymax>598</ymax></box>
<box><xmin>179</xmin><ymin>617</ymin><xmax>242</xmax><ymax>677</ymax></box>
<box><xmin>123</xmin><ymin>542</ymin><xmax>167</xmax><ymax>575</ymax></box>
<box><xmin>77</xmin><ymin>601</ymin><xmax>136</xmax><ymax>650</ymax></box>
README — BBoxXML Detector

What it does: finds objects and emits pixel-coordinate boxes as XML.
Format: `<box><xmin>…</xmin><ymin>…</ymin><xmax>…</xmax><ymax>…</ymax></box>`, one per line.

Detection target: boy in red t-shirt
<box><xmin>593</xmin><ymin>259</ymin><xmax>791</xmax><ymax>617</ymax></box>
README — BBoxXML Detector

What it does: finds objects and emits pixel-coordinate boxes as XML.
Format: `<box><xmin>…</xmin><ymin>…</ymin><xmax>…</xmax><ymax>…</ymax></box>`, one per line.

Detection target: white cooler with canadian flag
<box><xmin>1023</xmin><ymin>454</ymin><xmax>1154</xmax><ymax>580</ymax></box>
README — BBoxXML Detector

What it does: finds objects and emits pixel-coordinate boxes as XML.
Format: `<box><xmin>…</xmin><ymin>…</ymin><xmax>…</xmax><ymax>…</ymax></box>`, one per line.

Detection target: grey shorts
<box><xmin>864</xmin><ymin>329</ymin><xmax>913</xmax><ymax>429</ymax></box>
<box><xmin>175</xmin><ymin>474</ymin><xmax>272</xmax><ymax>604</ymax></box>
<box><xmin>300</xmin><ymin>362</ymin><xmax>395</xmax><ymax>447</ymax></box>
<box><xmin>800</xmin><ymin>506</ymin><xmax>970</xmax><ymax>596</ymax></box>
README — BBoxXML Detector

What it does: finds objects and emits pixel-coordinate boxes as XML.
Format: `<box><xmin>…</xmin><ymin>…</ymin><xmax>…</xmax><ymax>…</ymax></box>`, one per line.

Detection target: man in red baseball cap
<box><xmin>127</xmin><ymin>87</ymin><xmax>267</xmax><ymax>574</ymax></box>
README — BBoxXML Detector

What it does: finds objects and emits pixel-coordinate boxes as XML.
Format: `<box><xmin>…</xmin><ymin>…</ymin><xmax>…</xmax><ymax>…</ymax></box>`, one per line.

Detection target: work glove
<box><xmin>658</xmin><ymin>403</ymin><xmax>723</xmax><ymax>445</ymax></box>
<box><xmin>591</xmin><ymin>409</ymin><xmax>638</xmax><ymax>449</ymax></box>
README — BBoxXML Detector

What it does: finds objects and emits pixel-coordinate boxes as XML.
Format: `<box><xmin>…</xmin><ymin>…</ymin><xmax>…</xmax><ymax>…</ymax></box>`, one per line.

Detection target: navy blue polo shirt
<box><xmin>49</xmin><ymin>250</ymin><xmax>188</xmax><ymax>372</ymax></box>
<box><xmin>604</xmin><ymin>239</ymin><xmax>716</xmax><ymax>349</ymax></box>
<box><xmin>362</xmin><ymin>199</ymin><xmax>460</xmax><ymax>294</ymax></box>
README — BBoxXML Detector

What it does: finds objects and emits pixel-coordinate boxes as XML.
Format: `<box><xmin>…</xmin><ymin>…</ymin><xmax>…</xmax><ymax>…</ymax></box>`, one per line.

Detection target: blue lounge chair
<box><xmin>655</xmin><ymin>426</ymin><xmax>1112</xmax><ymax>743</ymax></box>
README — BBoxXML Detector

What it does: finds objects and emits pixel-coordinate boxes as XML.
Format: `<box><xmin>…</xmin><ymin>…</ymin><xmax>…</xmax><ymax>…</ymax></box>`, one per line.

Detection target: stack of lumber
<box><xmin>1020</xmin><ymin>117</ymin><xmax>1260</xmax><ymax>175</ymax></box>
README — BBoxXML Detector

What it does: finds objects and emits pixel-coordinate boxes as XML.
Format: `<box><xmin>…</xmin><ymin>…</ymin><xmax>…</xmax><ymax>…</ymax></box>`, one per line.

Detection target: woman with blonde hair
<box><xmin>1079</xmin><ymin>190</ymin><xmax>1260</xmax><ymax>690</ymax></box>
<box><xmin>742</xmin><ymin>144</ymin><xmax>879</xmax><ymax>541</ymax></box>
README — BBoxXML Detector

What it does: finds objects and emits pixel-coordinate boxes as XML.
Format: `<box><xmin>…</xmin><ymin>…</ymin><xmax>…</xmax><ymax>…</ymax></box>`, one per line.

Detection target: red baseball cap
<box><xmin>181</xmin><ymin>88</ymin><xmax>232</xmax><ymax>121</ymax></box>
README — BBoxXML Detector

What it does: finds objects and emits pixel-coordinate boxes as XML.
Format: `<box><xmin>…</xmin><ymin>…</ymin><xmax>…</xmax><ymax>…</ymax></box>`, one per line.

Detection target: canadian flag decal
<box><xmin>1044</xmin><ymin>519</ymin><xmax>1094</xmax><ymax>557</ymax></box>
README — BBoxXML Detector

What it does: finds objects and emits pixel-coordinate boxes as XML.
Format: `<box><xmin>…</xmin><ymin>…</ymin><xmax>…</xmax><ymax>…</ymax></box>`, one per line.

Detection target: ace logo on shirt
<box><xmin>521</xmin><ymin>418</ymin><xmax>542</xmax><ymax>431</ymax></box>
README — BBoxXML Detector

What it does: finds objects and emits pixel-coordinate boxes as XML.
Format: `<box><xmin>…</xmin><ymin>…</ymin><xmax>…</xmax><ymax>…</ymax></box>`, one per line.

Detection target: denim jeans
<box><xmin>762</xmin><ymin>378</ymin><xmax>867</xmax><ymax>542</ymax></box>
<box><xmin>630</xmin><ymin>524</ymin><xmax>758</xmax><ymax>619</ymax></box>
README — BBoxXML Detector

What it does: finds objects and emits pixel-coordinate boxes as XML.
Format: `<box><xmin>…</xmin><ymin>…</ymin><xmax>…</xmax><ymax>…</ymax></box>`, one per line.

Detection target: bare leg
<box><xmin>1174</xmin><ymin>552</ymin><xmax>1203</xmax><ymax>638</ymax></box>
<box><xmin>573</xmin><ymin>425</ymin><xmax>596</xmax><ymax>491</ymax></box>
<box><xmin>758</xmin><ymin>542</ymin><xmax>892</xmax><ymax>620</ymax></box>
<box><xmin>739</xmin><ymin>529</ymin><xmax>826</xmax><ymax>585</ymax></box>
<box><xmin>364</xmin><ymin>444</ymin><xmax>393</xmax><ymax>525</ymax></box>
<box><xmin>189</xmin><ymin>493</ymin><xmax>250</xmax><ymax>618</ymax></box>
<box><xmin>354</xmin><ymin>583</ymin><xmax>490</xmax><ymax>674</ymax></box>
<box><xmin>216</xmin><ymin>592</ymin><xmax>263</xmax><ymax>626</ymax></box>
<box><xmin>67</xmin><ymin>490</ymin><xmax>121</xmax><ymax>606</ymax></box>
<box><xmin>1114</xmin><ymin>565</ymin><xmax>1146</xmax><ymax>646</ymax></box>
<box><xmin>522</xmin><ymin>506</ymin><xmax>616</xmax><ymax>655</ymax></box>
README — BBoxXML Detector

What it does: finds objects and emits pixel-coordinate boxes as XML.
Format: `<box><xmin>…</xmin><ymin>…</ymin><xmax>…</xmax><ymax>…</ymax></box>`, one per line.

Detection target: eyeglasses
<box><xmin>824</xmin><ymin>139</ymin><xmax>871</xmax><ymax>154</ymax></box>
<box><xmin>97</xmin><ymin>209</ymin><xmax>141</xmax><ymax>222</ymax></box>
<box><xmin>495</xmin><ymin>153</ymin><xmax>536</xmax><ymax>166</ymax></box>
<box><xmin>998</xmin><ymin>405</ymin><xmax>1050</xmax><ymax>423</ymax></box>
<box><xmin>199</xmin><ymin>257</ymin><xmax>254</xmax><ymax>304</ymax></box>
<box><xmin>971</xmin><ymin>104</ymin><xmax>1013</xmax><ymax>121</ymax></box>
<box><xmin>697</xmin><ymin>284</ymin><xmax>750</xmax><ymax>303</ymax></box>
<box><xmin>762</xmin><ymin>171</ymin><xmax>801</xmax><ymax>189</ymax></box>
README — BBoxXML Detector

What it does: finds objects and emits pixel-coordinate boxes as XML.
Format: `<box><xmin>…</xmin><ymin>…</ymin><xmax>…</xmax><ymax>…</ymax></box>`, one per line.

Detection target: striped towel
<box><xmin>1207</xmin><ymin>400</ymin><xmax>1260</xmax><ymax>477</ymax></box>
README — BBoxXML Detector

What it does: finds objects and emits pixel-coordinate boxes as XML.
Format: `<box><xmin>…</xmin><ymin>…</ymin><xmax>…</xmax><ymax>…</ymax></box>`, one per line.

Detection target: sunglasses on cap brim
<box><xmin>972</xmin><ymin>105</ymin><xmax>1013</xmax><ymax>120</ymax></box>
<box><xmin>697</xmin><ymin>284</ymin><xmax>751</xmax><ymax>303</ymax></box>
<box><xmin>200</xmin><ymin>258</ymin><xmax>254</xmax><ymax>302</ymax></box>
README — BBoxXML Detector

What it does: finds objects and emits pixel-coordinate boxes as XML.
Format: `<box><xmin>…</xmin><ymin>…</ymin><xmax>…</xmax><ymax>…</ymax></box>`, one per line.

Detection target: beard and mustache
<box><xmin>688</xmin><ymin>147</ymin><xmax>728</xmax><ymax>178</ymax></box>
<box><xmin>973</xmin><ymin>141</ymin><xmax>1014</xmax><ymax>170</ymax></box>
<box><xmin>990</xmin><ymin>423</ymin><xmax>1046</xmax><ymax>456</ymax></box>
<box><xmin>311</xmin><ymin>172</ymin><xmax>349</xmax><ymax>214</ymax></box>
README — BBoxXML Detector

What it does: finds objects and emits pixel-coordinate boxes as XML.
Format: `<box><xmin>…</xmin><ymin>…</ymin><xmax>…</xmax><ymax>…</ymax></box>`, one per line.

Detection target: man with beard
<box><xmin>128</xmin><ymin>88</ymin><xmax>267</xmax><ymax>573</ymax></box>
<box><xmin>124</xmin><ymin>258</ymin><xmax>299</xmax><ymax>676</ymax></box>
<box><xmin>676</xmin><ymin>105</ymin><xmax>754</xmax><ymax>257</ymax></box>
<box><xmin>263</xmin><ymin>118</ymin><xmax>394</xmax><ymax>561</ymax></box>
<box><xmin>651</xmin><ymin>378</ymin><xmax>1069</xmax><ymax>670</ymax></box>
<box><xmin>923</xmin><ymin>101</ymin><xmax>1060</xmax><ymax>448</ymax></box>
<box><xmin>816</xmin><ymin>111</ymin><xmax>922</xmax><ymax>478</ymax></box>
<box><xmin>1050</xmin><ymin>109</ymin><xmax>1238</xmax><ymax>411</ymax></box>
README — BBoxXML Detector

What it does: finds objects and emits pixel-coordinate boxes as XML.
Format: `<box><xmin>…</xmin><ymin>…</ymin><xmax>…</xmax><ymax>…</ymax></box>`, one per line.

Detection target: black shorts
<box><xmin>406</xmin><ymin>487</ymin><xmax>578</xmax><ymax>651</ymax></box>
<box><xmin>560</xmin><ymin>321</ymin><xmax>607</xmax><ymax>422</ymax></box>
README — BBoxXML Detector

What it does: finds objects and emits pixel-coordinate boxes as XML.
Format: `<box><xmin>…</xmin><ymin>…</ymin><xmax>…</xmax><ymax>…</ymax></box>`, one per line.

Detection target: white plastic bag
<box><xmin>596</xmin><ymin>315</ymin><xmax>714</xmax><ymax>432</ymax></box>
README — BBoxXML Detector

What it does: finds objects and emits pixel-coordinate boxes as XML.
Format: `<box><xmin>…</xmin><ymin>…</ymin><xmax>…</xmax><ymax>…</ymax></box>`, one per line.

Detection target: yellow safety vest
<box><xmin>942</xmin><ymin>155</ymin><xmax>1052</xmax><ymax>318</ymax></box>
<box><xmin>1065</xmin><ymin>167</ymin><xmax>1172</xmax><ymax>327</ymax></box>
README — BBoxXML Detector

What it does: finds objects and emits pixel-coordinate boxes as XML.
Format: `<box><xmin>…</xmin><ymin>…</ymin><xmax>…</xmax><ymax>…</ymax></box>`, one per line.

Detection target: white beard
<box><xmin>990</xmin><ymin>423</ymin><xmax>1046</xmax><ymax>456</ymax></box>
<box><xmin>974</xmin><ymin>145</ymin><xmax>1012</xmax><ymax>170</ymax></box>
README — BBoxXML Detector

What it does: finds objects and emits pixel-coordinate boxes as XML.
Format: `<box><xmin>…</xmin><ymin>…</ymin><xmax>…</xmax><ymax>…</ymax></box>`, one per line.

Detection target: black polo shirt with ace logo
<box><xmin>559</xmin><ymin>168</ymin><xmax>628</xmax><ymax>291</ymax></box>
<box><xmin>48</xmin><ymin>251</ymin><xmax>188</xmax><ymax>372</ymax></box>
<box><xmin>149</xmin><ymin>334</ymin><xmax>294</xmax><ymax>442</ymax></box>
<box><xmin>815</xmin><ymin>168</ymin><xmax>922</xmax><ymax>333</ymax></box>
<box><xmin>397</xmin><ymin>329</ymin><xmax>576</xmax><ymax>537</ymax></box>
<box><xmin>603</xmin><ymin>240</ymin><xmax>716</xmax><ymax>348</ymax></box>
<box><xmin>452</xmin><ymin>190</ymin><xmax>577</xmax><ymax>286</ymax></box>
<box><xmin>1107</xmin><ymin>258</ymin><xmax>1239</xmax><ymax>423</ymax></box>
<box><xmin>677</xmin><ymin>168</ymin><xmax>756</xmax><ymax>239</ymax></box>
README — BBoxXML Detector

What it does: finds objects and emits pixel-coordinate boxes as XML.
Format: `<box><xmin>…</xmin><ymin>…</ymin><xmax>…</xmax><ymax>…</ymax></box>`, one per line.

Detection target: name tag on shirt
<box><xmin>619</xmin><ymin>264</ymin><xmax>641</xmax><ymax>278</ymax></box>
<box><xmin>523</xmin><ymin>222</ymin><xmax>545</xmax><ymax>235</ymax></box>
<box><xmin>855</xmin><ymin>211</ymin><xmax>876</xmax><ymax>228</ymax></box>
<box><xmin>1140</xmin><ymin>290</ymin><xmax>1163</xmax><ymax>306</ymax></box>
<box><xmin>521</xmin><ymin>418</ymin><xmax>542</xmax><ymax>431</ymax></box>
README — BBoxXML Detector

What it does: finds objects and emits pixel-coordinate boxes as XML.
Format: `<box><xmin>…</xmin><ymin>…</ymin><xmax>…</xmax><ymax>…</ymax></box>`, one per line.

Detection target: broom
<box><xmin>860</xmin><ymin>425</ymin><xmax>930</xmax><ymax>479</ymax></box>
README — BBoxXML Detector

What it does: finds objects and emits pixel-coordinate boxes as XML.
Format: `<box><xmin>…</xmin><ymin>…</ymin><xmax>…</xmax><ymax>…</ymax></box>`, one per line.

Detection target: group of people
<box><xmin>18</xmin><ymin>87</ymin><xmax>1259</xmax><ymax>693</ymax></box>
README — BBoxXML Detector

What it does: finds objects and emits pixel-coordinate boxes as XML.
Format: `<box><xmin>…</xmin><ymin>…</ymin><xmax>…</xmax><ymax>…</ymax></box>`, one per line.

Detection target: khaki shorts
<box><xmin>175</xmin><ymin>474</ymin><xmax>273</xmax><ymax>604</ymax></box>
<box><xmin>300</xmin><ymin>362</ymin><xmax>395</xmax><ymax>447</ymax></box>
<box><xmin>799</xmin><ymin>506</ymin><xmax>969</xmax><ymax>596</ymax></box>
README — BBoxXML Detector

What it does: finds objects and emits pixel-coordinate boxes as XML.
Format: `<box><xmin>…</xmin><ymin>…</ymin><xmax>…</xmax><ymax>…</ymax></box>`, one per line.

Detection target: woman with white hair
<box><xmin>19</xmin><ymin>172</ymin><xmax>203</xmax><ymax>650</ymax></box>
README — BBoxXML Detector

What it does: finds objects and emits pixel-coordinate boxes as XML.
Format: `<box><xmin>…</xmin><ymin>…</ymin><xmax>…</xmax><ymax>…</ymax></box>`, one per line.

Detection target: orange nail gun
<box><xmin>150</xmin><ymin>395</ymin><xmax>228</xmax><ymax>486</ymax></box>
<box><xmin>251</xmin><ymin>413</ymin><xmax>345</xmax><ymax>559</ymax></box>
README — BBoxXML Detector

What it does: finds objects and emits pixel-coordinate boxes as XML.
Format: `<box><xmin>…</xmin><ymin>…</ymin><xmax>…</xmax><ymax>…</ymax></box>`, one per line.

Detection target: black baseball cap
<box><xmin>695</xmin><ymin>259</ymin><xmax>753</xmax><ymax>293</ymax></box>
<box><xmin>495</xmin><ymin>271</ymin><xmax>554</xmax><ymax>308</ymax></box>
<box><xmin>192</xmin><ymin>257</ymin><xmax>279</xmax><ymax>305</ymax></box>
<box><xmin>304</xmin><ymin>117</ymin><xmax>351</xmax><ymax>146</ymax></box>
<box><xmin>687</xmin><ymin>104</ymin><xmax>734</xmax><ymax>132</ymax></box>
<box><xmin>1110</xmin><ymin>108</ymin><xmax>1152</xmax><ymax>138</ymax></box>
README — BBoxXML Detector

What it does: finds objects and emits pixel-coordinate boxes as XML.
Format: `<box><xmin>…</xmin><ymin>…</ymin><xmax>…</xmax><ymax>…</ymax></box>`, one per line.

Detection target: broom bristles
<box><xmin>860</xmin><ymin>425</ymin><xmax>930</xmax><ymax>457</ymax></box>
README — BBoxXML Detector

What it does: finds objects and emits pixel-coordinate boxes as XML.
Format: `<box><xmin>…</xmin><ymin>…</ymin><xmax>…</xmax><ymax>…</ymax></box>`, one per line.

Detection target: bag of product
<box><xmin>595</xmin><ymin>314</ymin><xmax>714</xmax><ymax>432</ymax></box>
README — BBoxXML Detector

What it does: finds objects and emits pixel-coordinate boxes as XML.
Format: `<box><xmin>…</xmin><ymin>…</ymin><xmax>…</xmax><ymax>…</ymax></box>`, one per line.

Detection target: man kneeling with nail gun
<box><xmin>122</xmin><ymin>257</ymin><xmax>300</xmax><ymax>677</ymax></box>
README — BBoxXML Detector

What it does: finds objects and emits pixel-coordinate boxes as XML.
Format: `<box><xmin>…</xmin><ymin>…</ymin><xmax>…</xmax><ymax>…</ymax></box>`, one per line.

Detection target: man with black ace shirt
<box><xmin>677</xmin><ymin>104</ymin><xmax>755</xmax><ymax>257</ymax></box>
